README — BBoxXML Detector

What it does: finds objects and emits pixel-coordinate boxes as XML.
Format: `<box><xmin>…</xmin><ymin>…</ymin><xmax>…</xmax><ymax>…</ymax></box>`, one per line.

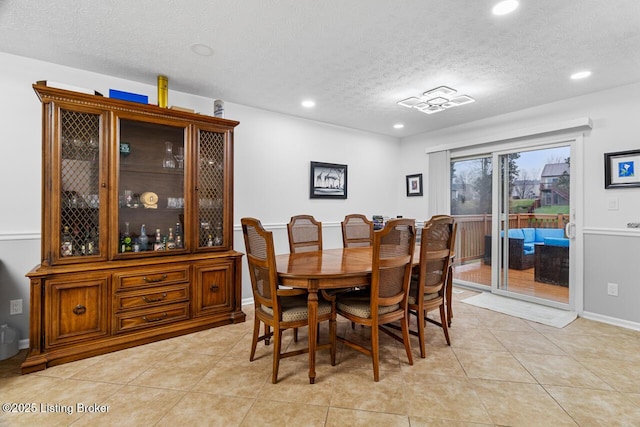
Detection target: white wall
<box><xmin>0</xmin><ymin>52</ymin><xmax>402</xmax><ymax>341</ymax></box>
<box><xmin>398</xmin><ymin>81</ymin><xmax>640</xmax><ymax>328</ymax></box>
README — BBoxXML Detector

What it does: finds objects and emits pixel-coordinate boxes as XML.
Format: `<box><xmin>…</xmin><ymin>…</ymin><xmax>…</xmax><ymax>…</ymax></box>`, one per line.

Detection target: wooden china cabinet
<box><xmin>22</xmin><ymin>83</ymin><xmax>245</xmax><ymax>373</ymax></box>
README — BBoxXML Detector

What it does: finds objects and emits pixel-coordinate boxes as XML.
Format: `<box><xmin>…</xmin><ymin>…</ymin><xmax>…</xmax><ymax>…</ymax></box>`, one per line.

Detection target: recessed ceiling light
<box><xmin>570</xmin><ymin>70</ymin><xmax>592</xmax><ymax>80</ymax></box>
<box><xmin>301</xmin><ymin>100</ymin><xmax>315</xmax><ymax>108</ymax></box>
<box><xmin>190</xmin><ymin>43</ymin><xmax>213</xmax><ymax>56</ymax></box>
<box><xmin>492</xmin><ymin>0</ymin><xmax>519</xmax><ymax>15</ymax></box>
<box><xmin>393</xmin><ymin>124</ymin><xmax>404</xmax><ymax>129</ymax></box>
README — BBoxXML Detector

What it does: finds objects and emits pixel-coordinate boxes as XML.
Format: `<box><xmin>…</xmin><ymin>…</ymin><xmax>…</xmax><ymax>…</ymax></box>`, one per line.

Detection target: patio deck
<box><xmin>453</xmin><ymin>260</ymin><xmax>569</xmax><ymax>304</ymax></box>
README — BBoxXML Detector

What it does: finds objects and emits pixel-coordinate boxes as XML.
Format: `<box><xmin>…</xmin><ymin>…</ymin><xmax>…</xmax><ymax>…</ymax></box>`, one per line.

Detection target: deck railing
<box><xmin>452</xmin><ymin>213</ymin><xmax>568</xmax><ymax>264</ymax></box>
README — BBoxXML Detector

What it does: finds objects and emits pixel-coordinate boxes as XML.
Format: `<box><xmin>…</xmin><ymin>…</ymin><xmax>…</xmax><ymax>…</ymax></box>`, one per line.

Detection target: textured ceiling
<box><xmin>1</xmin><ymin>0</ymin><xmax>639</xmax><ymax>138</ymax></box>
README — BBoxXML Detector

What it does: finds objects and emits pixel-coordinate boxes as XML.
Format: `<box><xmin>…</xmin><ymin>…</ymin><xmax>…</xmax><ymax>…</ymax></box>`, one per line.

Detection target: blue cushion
<box><xmin>544</xmin><ymin>237</ymin><xmax>569</xmax><ymax>247</ymax></box>
<box><xmin>535</xmin><ymin>228</ymin><xmax>564</xmax><ymax>243</ymax></box>
<box><xmin>523</xmin><ymin>243</ymin><xmax>535</xmax><ymax>253</ymax></box>
<box><xmin>507</xmin><ymin>228</ymin><xmax>524</xmax><ymax>239</ymax></box>
<box><xmin>522</xmin><ymin>228</ymin><xmax>535</xmax><ymax>243</ymax></box>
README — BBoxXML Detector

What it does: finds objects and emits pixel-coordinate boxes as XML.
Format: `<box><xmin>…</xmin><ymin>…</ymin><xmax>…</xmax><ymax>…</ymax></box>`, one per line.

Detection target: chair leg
<box><xmin>371</xmin><ymin>323</ymin><xmax>380</xmax><ymax>382</ymax></box>
<box><xmin>440</xmin><ymin>305</ymin><xmax>451</xmax><ymax>345</ymax></box>
<box><xmin>401</xmin><ymin>317</ymin><xmax>413</xmax><ymax>366</ymax></box>
<box><xmin>264</xmin><ymin>324</ymin><xmax>271</xmax><ymax>345</ymax></box>
<box><xmin>329</xmin><ymin>314</ymin><xmax>336</xmax><ymax>366</ymax></box>
<box><xmin>293</xmin><ymin>327</ymin><xmax>298</xmax><ymax>342</ymax></box>
<box><xmin>417</xmin><ymin>309</ymin><xmax>426</xmax><ymax>359</ymax></box>
<box><xmin>272</xmin><ymin>327</ymin><xmax>282</xmax><ymax>384</ymax></box>
<box><xmin>446</xmin><ymin>266</ymin><xmax>453</xmax><ymax>326</ymax></box>
<box><xmin>250</xmin><ymin>316</ymin><xmax>260</xmax><ymax>361</ymax></box>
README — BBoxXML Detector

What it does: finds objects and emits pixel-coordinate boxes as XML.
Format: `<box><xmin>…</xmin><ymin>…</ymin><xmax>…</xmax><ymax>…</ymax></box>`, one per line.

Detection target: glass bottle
<box><xmin>207</xmin><ymin>234</ymin><xmax>214</xmax><ymax>247</ymax></box>
<box><xmin>154</xmin><ymin>228</ymin><xmax>164</xmax><ymax>251</ymax></box>
<box><xmin>61</xmin><ymin>226</ymin><xmax>73</xmax><ymax>257</ymax></box>
<box><xmin>120</xmin><ymin>222</ymin><xmax>133</xmax><ymax>252</ymax></box>
<box><xmin>167</xmin><ymin>227</ymin><xmax>176</xmax><ymax>249</ymax></box>
<box><xmin>82</xmin><ymin>226</ymin><xmax>96</xmax><ymax>255</ymax></box>
<box><xmin>163</xmin><ymin>141</ymin><xmax>175</xmax><ymax>168</ymax></box>
<box><xmin>138</xmin><ymin>224</ymin><xmax>149</xmax><ymax>251</ymax></box>
<box><xmin>175</xmin><ymin>222</ymin><xmax>183</xmax><ymax>249</ymax></box>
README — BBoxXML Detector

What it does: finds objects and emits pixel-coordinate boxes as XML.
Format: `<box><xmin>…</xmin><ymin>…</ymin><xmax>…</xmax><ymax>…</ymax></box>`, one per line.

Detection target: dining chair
<box><xmin>407</xmin><ymin>215</ymin><xmax>456</xmax><ymax>358</ymax></box>
<box><xmin>287</xmin><ymin>214</ymin><xmax>323</xmax><ymax>253</ymax></box>
<box><xmin>335</xmin><ymin>218</ymin><xmax>416</xmax><ymax>381</ymax></box>
<box><xmin>242</xmin><ymin>217</ymin><xmax>336</xmax><ymax>383</ymax></box>
<box><xmin>430</xmin><ymin>214</ymin><xmax>457</xmax><ymax>326</ymax></box>
<box><xmin>341</xmin><ymin>214</ymin><xmax>374</xmax><ymax>248</ymax></box>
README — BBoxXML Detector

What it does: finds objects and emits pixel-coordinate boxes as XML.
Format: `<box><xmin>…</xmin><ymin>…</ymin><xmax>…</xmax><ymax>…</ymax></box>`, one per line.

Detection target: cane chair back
<box><xmin>287</xmin><ymin>215</ymin><xmax>323</xmax><ymax>253</ymax></box>
<box><xmin>342</xmin><ymin>214</ymin><xmax>374</xmax><ymax>248</ymax></box>
<box><xmin>336</xmin><ymin>218</ymin><xmax>416</xmax><ymax>381</ymax></box>
<box><xmin>242</xmin><ymin>217</ymin><xmax>335</xmax><ymax>383</ymax></box>
<box><xmin>408</xmin><ymin>215</ymin><xmax>456</xmax><ymax>358</ymax></box>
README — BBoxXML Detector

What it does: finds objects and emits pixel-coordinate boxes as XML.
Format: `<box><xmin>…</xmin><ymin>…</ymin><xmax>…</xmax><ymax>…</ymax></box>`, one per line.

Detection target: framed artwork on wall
<box><xmin>604</xmin><ymin>150</ymin><xmax>640</xmax><ymax>188</ymax></box>
<box><xmin>310</xmin><ymin>161</ymin><xmax>348</xmax><ymax>199</ymax></box>
<box><xmin>406</xmin><ymin>173</ymin><xmax>423</xmax><ymax>196</ymax></box>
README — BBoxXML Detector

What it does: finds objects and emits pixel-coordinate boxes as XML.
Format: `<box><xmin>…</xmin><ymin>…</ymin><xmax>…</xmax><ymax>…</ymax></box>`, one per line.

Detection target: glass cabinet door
<box><xmin>196</xmin><ymin>128</ymin><xmax>228</xmax><ymax>250</ymax></box>
<box><xmin>57</xmin><ymin>108</ymin><xmax>104</xmax><ymax>263</ymax></box>
<box><xmin>116</xmin><ymin>117</ymin><xmax>187</xmax><ymax>256</ymax></box>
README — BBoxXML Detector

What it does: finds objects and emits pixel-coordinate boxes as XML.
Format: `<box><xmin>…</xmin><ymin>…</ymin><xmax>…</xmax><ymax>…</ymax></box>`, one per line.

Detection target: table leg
<box><xmin>446</xmin><ymin>264</ymin><xmax>453</xmax><ymax>327</ymax></box>
<box><xmin>307</xmin><ymin>287</ymin><xmax>318</xmax><ymax>384</ymax></box>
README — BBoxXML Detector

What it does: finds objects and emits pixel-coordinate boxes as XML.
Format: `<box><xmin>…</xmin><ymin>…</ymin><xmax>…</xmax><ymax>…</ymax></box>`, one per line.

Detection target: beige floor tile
<box><xmin>409</xmin><ymin>417</ymin><xmax>493</xmax><ymax>426</ymax></box>
<box><xmin>545</xmin><ymin>385</ymin><xmax>640</xmax><ymax>427</ymax></box>
<box><xmin>450</xmin><ymin>327</ymin><xmax>506</xmax><ymax>352</ymax></box>
<box><xmin>330</xmin><ymin>369</ymin><xmax>409</xmax><ymax>414</ymax></box>
<box><xmin>129</xmin><ymin>351</ymin><xmax>221</xmax><ymax>391</ymax></box>
<box><xmin>401</xmin><ymin>345</ymin><xmax>466</xmax><ymax>379</ymax></box>
<box><xmin>473</xmin><ymin>308</ymin><xmax>535</xmax><ymax>332</ymax></box>
<box><xmin>155</xmin><ymin>392</ymin><xmax>254</xmax><ymax>427</ymax></box>
<box><xmin>258</xmin><ymin>360</ymin><xmax>335</xmax><ymax>405</ymax></box>
<box><xmin>4</xmin><ymin>297</ymin><xmax>640</xmax><ymax>427</ymax></box>
<box><xmin>192</xmin><ymin>354</ymin><xmax>270</xmax><ymax>398</ymax></box>
<box><xmin>514</xmin><ymin>352</ymin><xmax>613</xmax><ymax>389</ymax></box>
<box><xmin>491</xmin><ymin>329</ymin><xmax>566</xmax><ymax>355</ymax></box>
<box><xmin>404</xmin><ymin>373</ymin><xmax>492</xmax><ymax>424</ymax></box>
<box><xmin>240</xmin><ymin>399</ymin><xmax>328</xmax><ymax>427</ymax></box>
<box><xmin>576</xmin><ymin>355</ymin><xmax>640</xmax><ymax>393</ymax></box>
<box><xmin>454</xmin><ymin>348</ymin><xmax>536</xmax><ymax>382</ymax></box>
<box><xmin>326</xmin><ymin>407</ymin><xmax>410</xmax><ymax>426</ymax></box>
<box><xmin>472</xmin><ymin>379</ymin><xmax>578</xmax><ymax>426</ymax></box>
<box><xmin>71</xmin><ymin>384</ymin><xmax>185</xmax><ymax>426</ymax></box>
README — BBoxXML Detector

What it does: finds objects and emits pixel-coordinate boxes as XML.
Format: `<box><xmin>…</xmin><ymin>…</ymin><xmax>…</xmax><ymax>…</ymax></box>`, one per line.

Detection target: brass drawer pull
<box><xmin>143</xmin><ymin>274</ymin><xmax>168</xmax><ymax>283</ymax></box>
<box><xmin>143</xmin><ymin>312</ymin><xmax>168</xmax><ymax>322</ymax></box>
<box><xmin>72</xmin><ymin>304</ymin><xmax>86</xmax><ymax>315</ymax></box>
<box><xmin>209</xmin><ymin>284</ymin><xmax>219</xmax><ymax>292</ymax></box>
<box><xmin>142</xmin><ymin>293</ymin><xmax>167</xmax><ymax>303</ymax></box>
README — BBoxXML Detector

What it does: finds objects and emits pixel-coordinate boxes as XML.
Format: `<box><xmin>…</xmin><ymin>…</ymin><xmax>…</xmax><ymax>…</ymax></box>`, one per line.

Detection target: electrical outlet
<box><xmin>10</xmin><ymin>299</ymin><xmax>23</xmax><ymax>315</ymax></box>
<box><xmin>607</xmin><ymin>283</ymin><xmax>619</xmax><ymax>297</ymax></box>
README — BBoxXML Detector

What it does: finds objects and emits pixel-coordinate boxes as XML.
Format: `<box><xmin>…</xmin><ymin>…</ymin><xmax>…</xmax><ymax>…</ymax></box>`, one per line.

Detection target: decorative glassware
<box><xmin>174</xmin><ymin>146</ymin><xmax>184</xmax><ymax>169</ymax></box>
<box><xmin>163</xmin><ymin>141</ymin><xmax>175</xmax><ymax>168</ymax></box>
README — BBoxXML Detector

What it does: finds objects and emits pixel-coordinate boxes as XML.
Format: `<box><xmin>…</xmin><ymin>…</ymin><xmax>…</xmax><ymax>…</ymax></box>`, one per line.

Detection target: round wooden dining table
<box><xmin>275</xmin><ymin>246</ymin><xmax>424</xmax><ymax>384</ymax></box>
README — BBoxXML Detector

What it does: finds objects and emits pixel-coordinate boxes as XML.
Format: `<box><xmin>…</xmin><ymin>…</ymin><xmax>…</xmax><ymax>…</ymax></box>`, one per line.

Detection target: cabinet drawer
<box><xmin>114</xmin><ymin>303</ymin><xmax>189</xmax><ymax>333</ymax></box>
<box><xmin>114</xmin><ymin>284</ymin><xmax>189</xmax><ymax>312</ymax></box>
<box><xmin>114</xmin><ymin>265</ymin><xmax>189</xmax><ymax>290</ymax></box>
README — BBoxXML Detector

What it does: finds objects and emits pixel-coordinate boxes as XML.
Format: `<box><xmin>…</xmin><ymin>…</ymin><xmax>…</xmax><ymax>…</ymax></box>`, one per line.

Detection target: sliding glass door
<box><xmin>451</xmin><ymin>145</ymin><xmax>574</xmax><ymax>307</ymax></box>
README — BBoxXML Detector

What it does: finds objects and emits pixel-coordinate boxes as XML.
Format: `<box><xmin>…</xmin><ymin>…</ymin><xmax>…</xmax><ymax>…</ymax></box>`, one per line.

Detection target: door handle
<box><xmin>565</xmin><ymin>222</ymin><xmax>576</xmax><ymax>239</ymax></box>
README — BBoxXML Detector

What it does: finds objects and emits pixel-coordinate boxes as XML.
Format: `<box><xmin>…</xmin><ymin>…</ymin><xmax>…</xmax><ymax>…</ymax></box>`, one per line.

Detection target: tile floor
<box><xmin>2</xmin><ymin>288</ymin><xmax>640</xmax><ymax>426</ymax></box>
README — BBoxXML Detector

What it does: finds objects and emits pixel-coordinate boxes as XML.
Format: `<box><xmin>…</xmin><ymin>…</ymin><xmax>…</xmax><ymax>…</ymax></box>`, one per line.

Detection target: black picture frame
<box><xmin>406</xmin><ymin>173</ymin><xmax>423</xmax><ymax>197</ymax></box>
<box><xmin>604</xmin><ymin>150</ymin><xmax>640</xmax><ymax>188</ymax></box>
<box><xmin>310</xmin><ymin>161</ymin><xmax>347</xmax><ymax>199</ymax></box>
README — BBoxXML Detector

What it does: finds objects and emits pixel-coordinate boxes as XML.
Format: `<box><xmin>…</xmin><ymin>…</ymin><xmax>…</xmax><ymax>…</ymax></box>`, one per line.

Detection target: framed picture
<box><xmin>605</xmin><ymin>150</ymin><xmax>640</xmax><ymax>188</ymax></box>
<box><xmin>406</xmin><ymin>173</ymin><xmax>423</xmax><ymax>197</ymax></box>
<box><xmin>310</xmin><ymin>161</ymin><xmax>347</xmax><ymax>199</ymax></box>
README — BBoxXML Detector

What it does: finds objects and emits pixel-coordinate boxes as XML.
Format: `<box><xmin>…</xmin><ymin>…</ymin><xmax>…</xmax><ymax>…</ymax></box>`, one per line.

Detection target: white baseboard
<box><xmin>581</xmin><ymin>311</ymin><xmax>640</xmax><ymax>332</ymax></box>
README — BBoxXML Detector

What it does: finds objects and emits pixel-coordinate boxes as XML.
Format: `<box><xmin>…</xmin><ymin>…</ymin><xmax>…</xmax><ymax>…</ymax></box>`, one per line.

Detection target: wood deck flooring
<box><xmin>453</xmin><ymin>260</ymin><xmax>569</xmax><ymax>304</ymax></box>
